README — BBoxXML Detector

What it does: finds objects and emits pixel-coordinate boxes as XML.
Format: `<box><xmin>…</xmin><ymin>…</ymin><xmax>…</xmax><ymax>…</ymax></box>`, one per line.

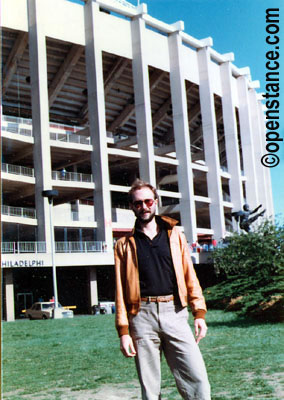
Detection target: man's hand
<box><xmin>120</xmin><ymin>334</ymin><xmax>137</xmax><ymax>357</ymax></box>
<box><xmin>194</xmin><ymin>318</ymin><xmax>208</xmax><ymax>344</ymax></box>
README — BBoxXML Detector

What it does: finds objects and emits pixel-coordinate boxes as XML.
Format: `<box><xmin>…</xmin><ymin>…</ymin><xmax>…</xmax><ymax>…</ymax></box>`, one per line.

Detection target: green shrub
<box><xmin>206</xmin><ymin>220</ymin><xmax>284</xmax><ymax>321</ymax></box>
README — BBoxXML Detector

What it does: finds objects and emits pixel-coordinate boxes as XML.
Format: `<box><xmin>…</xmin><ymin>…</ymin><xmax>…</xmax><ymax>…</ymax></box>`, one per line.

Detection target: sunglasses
<box><xmin>132</xmin><ymin>199</ymin><xmax>155</xmax><ymax>209</ymax></box>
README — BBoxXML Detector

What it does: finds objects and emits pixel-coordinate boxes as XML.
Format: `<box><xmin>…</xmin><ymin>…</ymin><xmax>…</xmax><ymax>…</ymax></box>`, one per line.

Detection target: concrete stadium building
<box><xmin>1</xmin><ymin>0</ymin><xmax>273</xmax><ymax>320</ymax></box>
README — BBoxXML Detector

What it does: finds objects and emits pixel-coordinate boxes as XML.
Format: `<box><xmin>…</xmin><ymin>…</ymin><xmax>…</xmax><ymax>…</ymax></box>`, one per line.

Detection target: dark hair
<box><xmin>128</xmin><ymin>179</ymin><xmax>158</xmax><ymax>203</ymax></box>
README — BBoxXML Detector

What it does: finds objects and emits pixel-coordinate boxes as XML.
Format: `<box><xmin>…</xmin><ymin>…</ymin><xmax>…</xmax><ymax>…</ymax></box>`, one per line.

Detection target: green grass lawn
<box><xmin>2</xmin><ymin>310</ymin><xmax>283</xmax><ymax>399</ymax></box>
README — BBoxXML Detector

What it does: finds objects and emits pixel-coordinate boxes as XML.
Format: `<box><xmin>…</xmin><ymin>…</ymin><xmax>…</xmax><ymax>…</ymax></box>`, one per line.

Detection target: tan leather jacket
<box><xmin>114</xmin><ymin>215</ymin><xmax>207</xmax><ymax>337</ymax></box>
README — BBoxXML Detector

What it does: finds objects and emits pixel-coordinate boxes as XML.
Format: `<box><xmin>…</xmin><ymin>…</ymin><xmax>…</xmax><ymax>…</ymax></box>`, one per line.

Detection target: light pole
<box><xmin>42</xmin><ymin>189</ymin><xmax>62</xmax><ymax>319</ymax></box>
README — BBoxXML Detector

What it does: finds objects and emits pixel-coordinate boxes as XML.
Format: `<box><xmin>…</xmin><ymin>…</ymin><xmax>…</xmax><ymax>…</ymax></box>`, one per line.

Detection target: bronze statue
<box><xmin>232</xmin><ymin>204</ymin><xmax>266</xmax><ymax>233</ymax></box>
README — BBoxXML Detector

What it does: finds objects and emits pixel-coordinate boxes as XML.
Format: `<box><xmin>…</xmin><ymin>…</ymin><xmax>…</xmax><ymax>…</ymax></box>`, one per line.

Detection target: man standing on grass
<box><xmin>114</xmin><ymin>179</ymin><xmax>211</xmax><ymax>400</ymax></box>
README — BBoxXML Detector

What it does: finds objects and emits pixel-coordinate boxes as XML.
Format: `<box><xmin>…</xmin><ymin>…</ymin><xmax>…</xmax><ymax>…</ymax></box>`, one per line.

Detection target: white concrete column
<box><xmin>237</xmin><ymin>75</ymin><xmax>259</xmax><ymax>208</ymax></box>
<box><xmin>5</xmin><ymin>269</ymin><xmax>15</xmax><ymax>321</ymax></box>
<box><xmin>197</xmin><ymin>47</ymin><xmax>225</xmax><ymax>240</ymax></box>
<box><xmin>168</xmin><ymin>31</ymin><xmax>197</xmax><ymax>243</ymax></box>
<box><xmin>257</xmin><ymin>98</ymin><xmax>275</xmax><ymax>218</ymax></box>
<box><xmin>28</xmin><ymin>0</ymin><xmax>52</xmax><ymax>252</ymax></box>
<box><xmin>131</xmin><ymin>15</ymin><xmax>156</xmax><ymax>186</ymax></box>
<box><xmin>89</xmin><ymin>267</ymin><xmax>98</xmax><ymax>308</ymax></box>
<box><xmin>84</xmin><ymin>1</ymin><xmax>113</xmax><ymax>248</ymax></box>
<box><xmin>248</xmin><ymin>88</ymin><xmax>269</xmax><ymax>213</ymax></box>
<box><xmin>220</xmin><ymin>61</ymin><xmax>243</xmax><ymax>212</ymax></box>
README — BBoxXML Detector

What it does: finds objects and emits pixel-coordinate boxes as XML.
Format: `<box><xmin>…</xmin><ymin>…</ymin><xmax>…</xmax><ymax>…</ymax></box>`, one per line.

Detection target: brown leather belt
<box><xmin>141</xmin><ymin>295</ymin><xmax>174</xmax><ymax>303</ymax></box>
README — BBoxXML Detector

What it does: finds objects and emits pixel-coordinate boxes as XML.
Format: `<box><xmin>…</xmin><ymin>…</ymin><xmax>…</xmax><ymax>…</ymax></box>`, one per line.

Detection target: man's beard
<box><xmin>135</xmin><ymin>209</ymin><xmax>156</xmax><ymax>224</ymax></box>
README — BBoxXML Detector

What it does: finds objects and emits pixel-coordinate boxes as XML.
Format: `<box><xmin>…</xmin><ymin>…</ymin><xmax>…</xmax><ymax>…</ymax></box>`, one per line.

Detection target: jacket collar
<box><xmin>131</xmin><ymin>215</ymin><xmax>178</xmax><ymax>236</ymax></box>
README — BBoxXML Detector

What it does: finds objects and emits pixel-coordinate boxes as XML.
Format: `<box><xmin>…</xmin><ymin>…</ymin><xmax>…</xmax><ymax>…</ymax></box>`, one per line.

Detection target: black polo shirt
<box><xmin>133</xmin><ymin>218</ymin><xmax>178</xmax><ymax>297</ymax></box>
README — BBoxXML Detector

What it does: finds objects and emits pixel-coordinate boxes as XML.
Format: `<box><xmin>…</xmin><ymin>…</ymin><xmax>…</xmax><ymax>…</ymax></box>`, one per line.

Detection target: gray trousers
<box><xmin>129</xmin><ymin>301</ymin><xmax>211</xmax><ymax>400</ymax></box>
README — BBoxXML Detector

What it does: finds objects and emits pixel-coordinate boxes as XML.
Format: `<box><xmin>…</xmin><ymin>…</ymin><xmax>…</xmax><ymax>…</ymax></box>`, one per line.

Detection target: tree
<box><xmin>205</xmin><ymin>220</ymin><xmax>284</xmax><ymax>321</ymax></box>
